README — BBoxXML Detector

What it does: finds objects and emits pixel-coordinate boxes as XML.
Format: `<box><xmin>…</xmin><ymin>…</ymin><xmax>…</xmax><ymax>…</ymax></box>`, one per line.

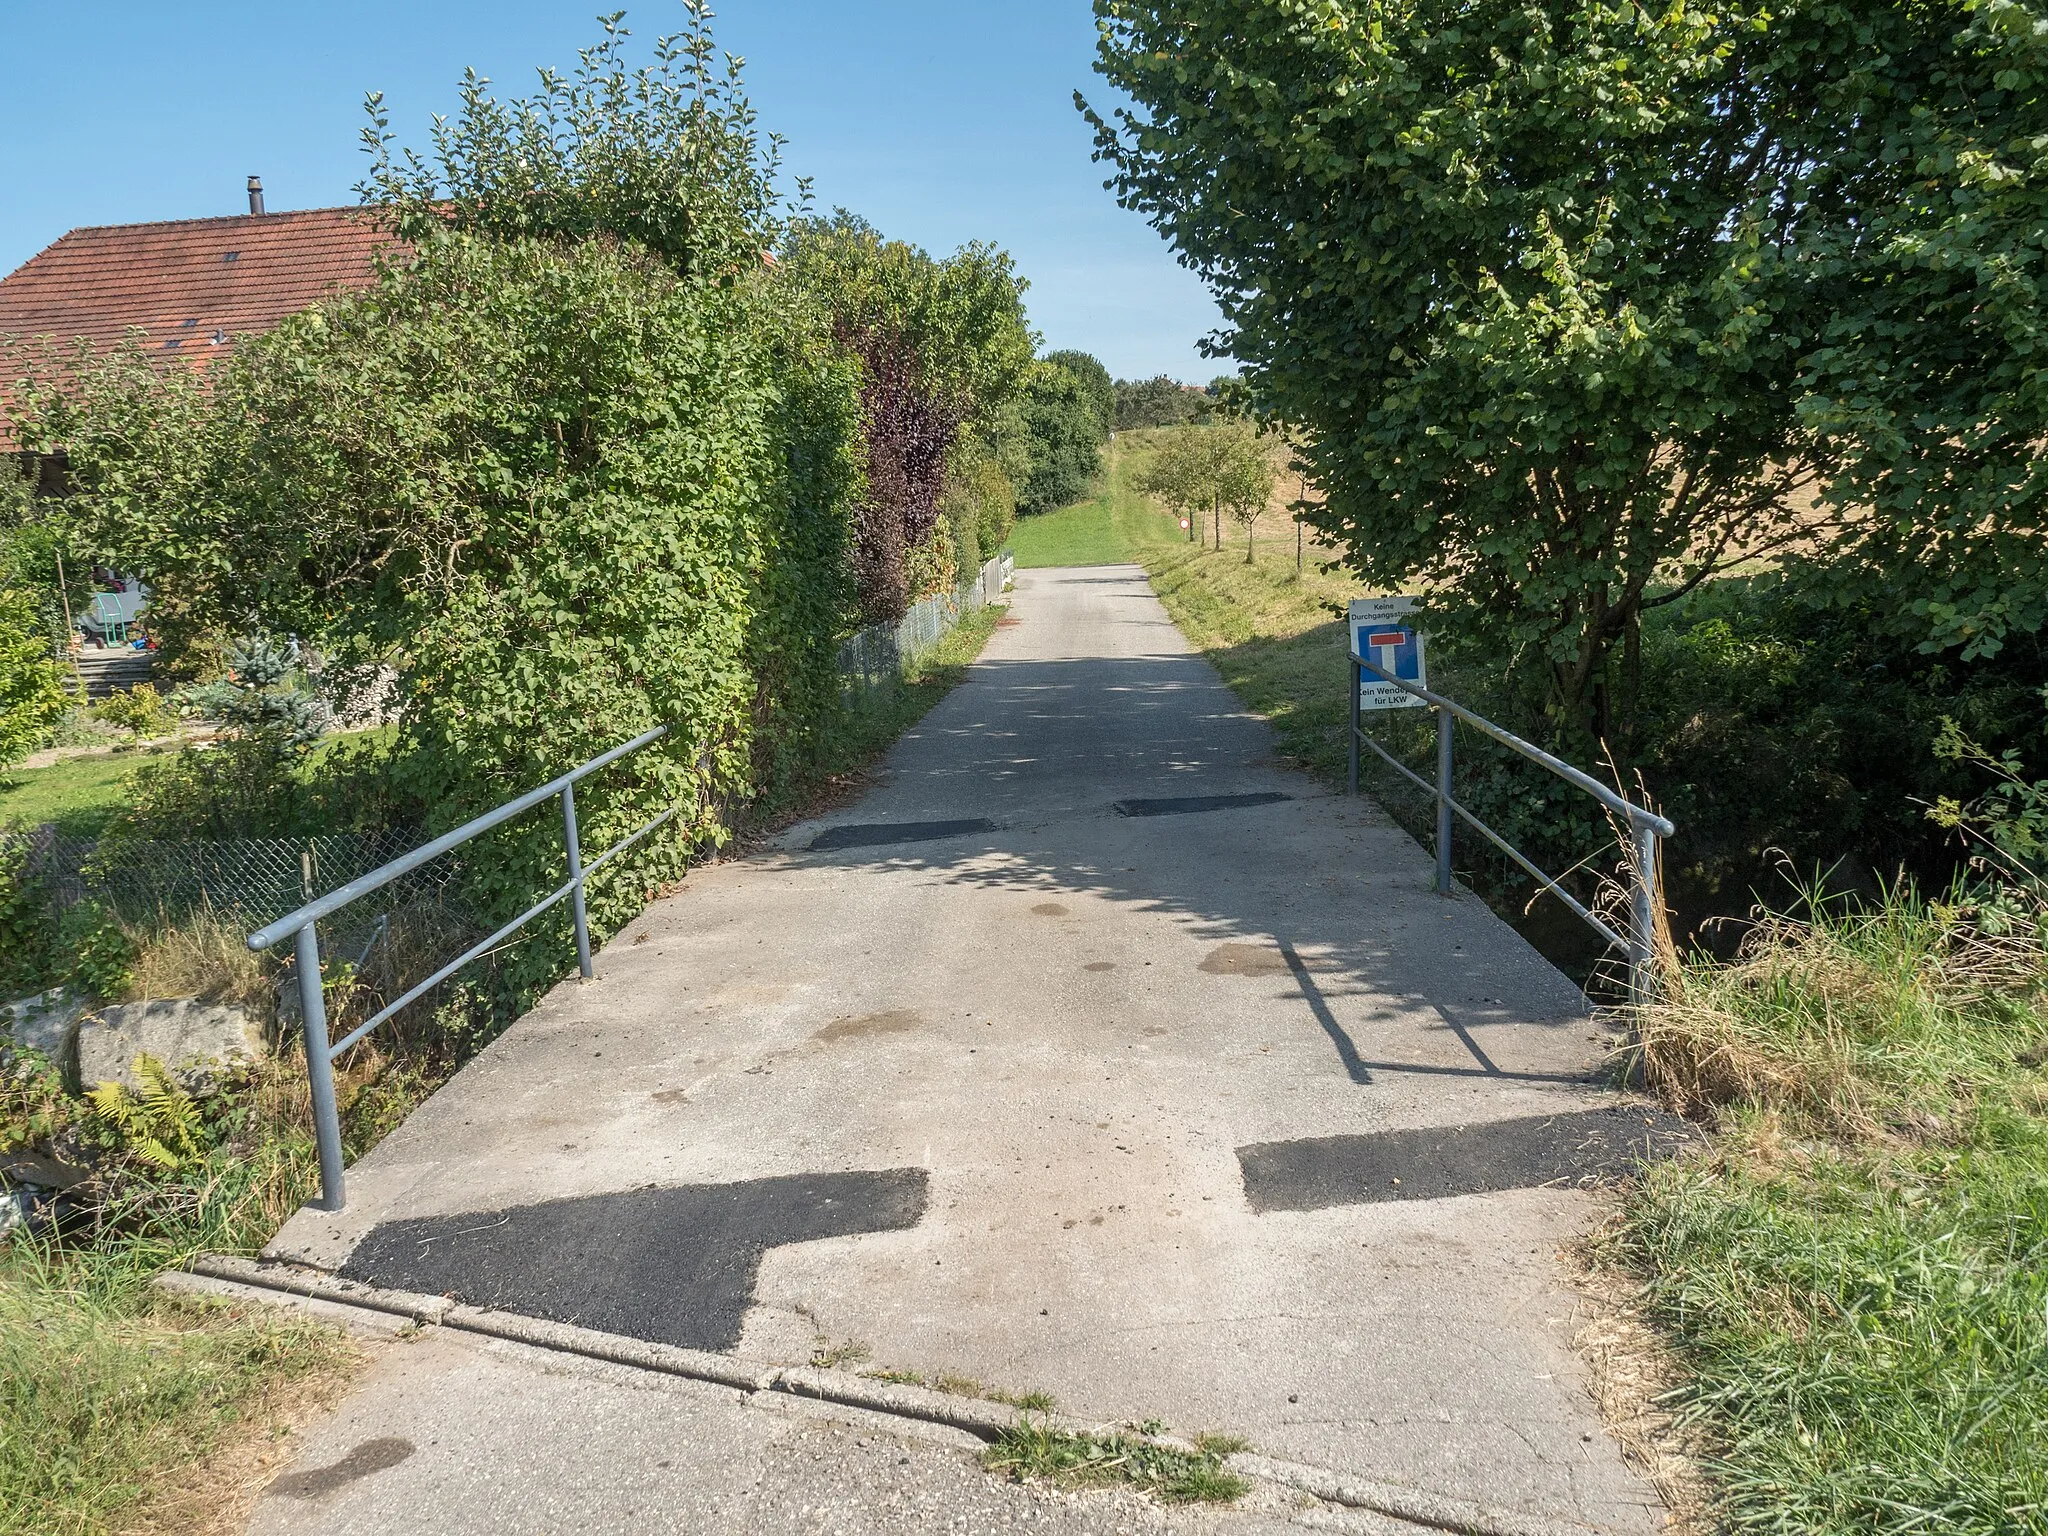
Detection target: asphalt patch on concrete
<box><xmin>808</xmin><ymin>819</ymin><xmax>998</xmax><ymax>851</ymax></box>
<box><xmin>342</xmin><ymin>1170</ymin><xmax>929</xmax><ymax>1351</ymax></box>
<box><xmin>1236</xmin><ymin>1107</ymin><xmax>1700</xmax><ymax>1213</ymax></box>
<box><xmin>1114</xmin><ymin>792</ymin><xmax>1292</xmax><ymax>818</ymax></box>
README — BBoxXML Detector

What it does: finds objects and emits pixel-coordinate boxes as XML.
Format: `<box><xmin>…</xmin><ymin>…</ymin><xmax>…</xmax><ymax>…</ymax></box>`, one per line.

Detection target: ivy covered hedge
<box><xmin>32</xmin><ymin>232</ymin><xmax>862</xmax><ymax>987</ymax></box>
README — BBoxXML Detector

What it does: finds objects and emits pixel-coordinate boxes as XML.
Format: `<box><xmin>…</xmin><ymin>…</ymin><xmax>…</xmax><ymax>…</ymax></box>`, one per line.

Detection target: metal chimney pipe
<box><xmin>247</xmin><ymin>176</ymin><xmax>265</xmax><ymax>216</ymax></box>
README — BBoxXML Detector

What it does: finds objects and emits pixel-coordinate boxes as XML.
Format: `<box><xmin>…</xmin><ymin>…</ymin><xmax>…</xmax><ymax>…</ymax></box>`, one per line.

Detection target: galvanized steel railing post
<box><xmin>1347</xmin><ymin>657</ymin><xmax>1361</xmax><ymax>795</ymax></box>
<box><xmin>294</xmin><ymin>922</ymin><xmax>346</xmax><ymax>1212</ymax></box>
<box><xmin>1630</xmin><ymin>820</ymin><xmax>1661</xmax><ymax>1005</ymax></box>
<box><xmin>562</xmin><ymin>783</ymin><xmax>593</xmax><ymax>981</ymax></box>
<box><xmin>246</xmin><ymin>723</ymin><xmax>685</xmax><ymax>1217</ymax></box>
<box><xmin>1435</xmin><ymin>706</ymin><xmax>1454</xmax><ymax>895</ymax></box>
<box><xmin>1347</xmin><ymin>648</ymin><xmax>1675</xmax><ymax>996</ymax></box>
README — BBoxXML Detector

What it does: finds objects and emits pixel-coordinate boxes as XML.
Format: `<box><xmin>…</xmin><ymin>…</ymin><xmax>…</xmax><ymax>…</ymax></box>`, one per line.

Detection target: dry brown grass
<box><xmin>1629</xmin><ymin>899</ymin><xmax>2046</xmax><ymax>1139</ymax></box>
<box><xmin>108</xmin><ymin>1302</ymin><xmax>365</xmax><ymax>1536</ymax></box>
<box><xmin>1565</xmin><ymin>1236</ymin><xmax>1718</xmax><ymax>1534</ymax></box>
<box><xmin>126</xmin><ymin>904</ymin><xmax>273</xmax><ymax>1013</ymax></box>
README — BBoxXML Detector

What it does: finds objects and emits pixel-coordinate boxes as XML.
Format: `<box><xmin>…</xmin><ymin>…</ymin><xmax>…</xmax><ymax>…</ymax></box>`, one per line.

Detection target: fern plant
<box><xmin>85</xmin><ymin>1055</ymin><xmax>204</xmax><ymax>1172</ymax></box>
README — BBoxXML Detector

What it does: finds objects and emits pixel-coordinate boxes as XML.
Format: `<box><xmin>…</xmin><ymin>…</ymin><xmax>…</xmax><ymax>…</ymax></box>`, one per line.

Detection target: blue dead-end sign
<box><xmin>1348</xmin><ymin>596</ymin><xmax>1429</xmax><ymax>711</ymax></box>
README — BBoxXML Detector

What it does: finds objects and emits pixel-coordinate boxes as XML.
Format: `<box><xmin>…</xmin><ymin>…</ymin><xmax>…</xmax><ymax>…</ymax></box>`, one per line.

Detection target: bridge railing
<box><xmin>247</xmin><ymin>724</ymin><xmax>679</xmax><ymax>1213</ymax></box>
<box><xmin>1346</xmin><ymin>653</ymin><xmax>1675</xmax><ymax>1003</ymax></box>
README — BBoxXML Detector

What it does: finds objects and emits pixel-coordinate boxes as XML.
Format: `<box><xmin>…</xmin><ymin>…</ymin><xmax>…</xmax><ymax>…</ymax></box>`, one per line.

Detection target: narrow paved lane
<box><xmin>264</xmin><ymin>566</ymin><xmax>1667</xmax><ymax>1533</ymax></box>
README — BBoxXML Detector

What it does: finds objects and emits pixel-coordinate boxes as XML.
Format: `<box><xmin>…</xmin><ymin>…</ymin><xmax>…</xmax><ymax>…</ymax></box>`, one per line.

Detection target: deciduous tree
<box><xmin>1085</xmin><ymin>0</ymin><xmax>2048</xmax><ymax>742</ymax></box>
<box><xmin>1045</xmin><ymin>350</ymin><xmax>1115</xmax><ymax>436</ymax></box>
<box><xmin>1114</xmin><ymin>375</ymin><xmax>1208</xmax><ymax>430</ymax></box>
<box><xmin>1016</xmin><ymin>363</ymin><xmax>1106</xmax><ymax>516</ymax></box>
<box><xmin>359</xmin><ymin>3</ymin><xmax>775</xmax><ymax>281</ymax></box>
<box><xmin>1139</xmin><ymin>423</ymin><xmax>1272</xmax><ymax>554</ymax></box>
<box><xmin>783</xmin><ymin>214</ymin><xmax>1034</xmax><ymax>619</ymax></box>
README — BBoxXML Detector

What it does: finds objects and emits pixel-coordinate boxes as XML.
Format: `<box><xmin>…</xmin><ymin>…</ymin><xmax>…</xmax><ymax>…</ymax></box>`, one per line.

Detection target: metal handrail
<box><xmin>248</xmin><ymin>723</ymin><xmax>676</xmax><ymax>1212</ymax></box>
<box><xmin>1346</xmin><ymin>652</ymin><xmax>1673</xmax><ymax>1001</ymax></box>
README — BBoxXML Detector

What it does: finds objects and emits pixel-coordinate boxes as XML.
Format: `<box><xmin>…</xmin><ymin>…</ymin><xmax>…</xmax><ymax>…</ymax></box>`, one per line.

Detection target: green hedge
<box><xmin>39</xmin><ymin>233</ymin><xmax>863</xmax><ymax>993</ymax></box>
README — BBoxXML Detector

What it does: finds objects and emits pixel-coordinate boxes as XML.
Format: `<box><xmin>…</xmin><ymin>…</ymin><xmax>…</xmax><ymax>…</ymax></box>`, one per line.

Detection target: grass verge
<box><xmin>982</xmin><ymin>1421</ymin><xmax>1249</xmax><ymax>1504</ymax></box>
<box><xmin>0</xmin><ymin>1276</ymin><xmax>355</xmax><ymax>1536</ymax></box>
<box><xmin>1605</xmin><ymin>891</ymin><xmax>2048</xmax><ymax>1535</ymax></box>
<box><xmin>1010</xmin><ymin>481</ymin><xmax>1132</xmax><ymax>568</ymax></box>
<box><xmin>0</xmin><ymin>1057</ymin><xmax>359</xmax><ymax>1536</ymax></box>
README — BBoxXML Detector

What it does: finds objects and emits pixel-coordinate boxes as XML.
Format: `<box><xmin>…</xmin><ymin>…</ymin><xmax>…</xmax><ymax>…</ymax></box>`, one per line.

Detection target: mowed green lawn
<box><xmin>0</xmin><ymin>753</ymin><xmax>152</xmax><ymax>836</ymax></box>
<box><xmin>1009</xmin><ymin>438</ymin><xmax>1189</xmax><ymax>567</ymax></box>
<box><xmin>1009</xmin><ymin>484</ymin><xmax>1131</xmax><ymax>567</ymax></box>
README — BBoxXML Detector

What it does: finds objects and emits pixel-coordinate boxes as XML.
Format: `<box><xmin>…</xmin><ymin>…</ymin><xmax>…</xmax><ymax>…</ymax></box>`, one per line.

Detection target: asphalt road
<box><xmin>259</xmin><ymin>566</ymin><xmax>1669</xmax><ymax>1534</ymax></box>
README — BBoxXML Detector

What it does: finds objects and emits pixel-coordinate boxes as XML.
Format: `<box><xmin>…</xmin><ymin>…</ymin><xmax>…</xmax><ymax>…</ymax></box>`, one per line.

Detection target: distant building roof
<box><xmin>0</xmin><ymin>206</ymin><xmax>401</xmax><ymax>448</ymax></box>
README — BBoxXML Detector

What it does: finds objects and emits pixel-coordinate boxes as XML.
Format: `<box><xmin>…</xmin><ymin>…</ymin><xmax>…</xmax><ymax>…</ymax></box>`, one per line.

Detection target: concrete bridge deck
<box><xmin>255</xmin><ymin>565</ymin><xmax>1671</xmax><ymax>1535</ymax></box>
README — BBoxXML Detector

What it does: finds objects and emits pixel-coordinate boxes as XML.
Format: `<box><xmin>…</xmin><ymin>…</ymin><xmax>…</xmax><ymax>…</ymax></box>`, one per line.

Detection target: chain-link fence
<box><xmin>836</xmin><ymin>552</ymin><xmax>1013</xmax><ymax>696</ymax></box>
<box><xmin>6</xmin><ymin>824</ymin><xmax>437</xmax><ymax>931</ymax></box>
<box><xmin>7</xmin><ymin>557</ymin><xmax>1014</xmax><ymax>1029</ymax></box>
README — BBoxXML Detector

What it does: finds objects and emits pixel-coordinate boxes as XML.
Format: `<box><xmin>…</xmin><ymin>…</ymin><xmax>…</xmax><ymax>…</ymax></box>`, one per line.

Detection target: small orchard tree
<box><xmin>1138</xmin><ymin>423</ymin><xmax>1272</xmax><ymax>552</ymax></box>
<box><xmin>1215</xmin><ymin>425</ymin><xmax>1277</xmax><ymax>563</ymax></box>
<box><xmin>1138</xmin><ymin>426</ymin><xmax>1208</xmax><ymax>541</ymax></box>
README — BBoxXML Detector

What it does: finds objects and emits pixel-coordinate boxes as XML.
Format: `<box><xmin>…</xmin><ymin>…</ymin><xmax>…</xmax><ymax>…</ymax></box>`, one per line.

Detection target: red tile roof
<box><xmin>0</xmin><ymin>206</ymin><xmax>402</xmax><ymax>446</ymax></box>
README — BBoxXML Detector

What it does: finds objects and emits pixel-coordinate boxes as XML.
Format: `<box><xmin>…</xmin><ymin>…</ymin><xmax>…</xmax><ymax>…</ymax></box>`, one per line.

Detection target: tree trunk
<box><xmin>1620</xmin><ymin>614</ymin><xmax>1642</xmax><ymax>754</ymax></box>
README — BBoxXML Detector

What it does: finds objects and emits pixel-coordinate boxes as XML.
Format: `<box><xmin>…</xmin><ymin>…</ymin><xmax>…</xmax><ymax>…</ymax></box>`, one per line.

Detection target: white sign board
<box><xmin>1348</xmin><ymin>596</ymin><xmax>1429</xmax><ymax>711</ymax></box>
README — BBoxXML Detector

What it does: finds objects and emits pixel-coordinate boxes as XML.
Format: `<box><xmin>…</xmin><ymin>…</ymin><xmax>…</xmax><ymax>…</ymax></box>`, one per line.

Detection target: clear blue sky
<box><xmin>1</xmin><ymin>1</ymin><xmax>1225</xmax><ymax>381</ymax></box>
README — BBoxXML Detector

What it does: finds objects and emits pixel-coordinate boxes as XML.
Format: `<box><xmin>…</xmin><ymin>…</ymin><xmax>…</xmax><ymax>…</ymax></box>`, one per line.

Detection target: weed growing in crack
<box><xmin>982</xmin><ymin>1421</ymin><xmax>1249</xmax><ymax>1503</ymax></box>
<box><xmin>809</xmin><ymin>1339</ymin><xmax>872</xmax><ymax>1370</ymax></box>
<box><xmin>864</xmin><ymin>1369</ymin><xmax>926</xmax><ymax>1388</ymax></box>
<box><xmin>987</xmin><ymin>1388</ymin><xmax>1059</xmax><ymax>1413</ymax></box>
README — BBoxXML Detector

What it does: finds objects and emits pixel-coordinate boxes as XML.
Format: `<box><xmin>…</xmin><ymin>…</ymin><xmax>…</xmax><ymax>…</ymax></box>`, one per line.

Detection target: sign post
<box><xmin>1347</xmin><ymin>596</ymin><xmax>1428</xmax><ymax>710</ymax></box>
<box><xmin>1349</xmin><ymin>597</ymin><xmax>1454</xmax><ymax>892</ymax></box>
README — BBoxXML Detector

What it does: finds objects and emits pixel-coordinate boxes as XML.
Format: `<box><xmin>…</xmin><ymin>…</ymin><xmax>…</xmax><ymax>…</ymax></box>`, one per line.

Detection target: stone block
<box><xmin>2</xmin><ymin>988</ymin><xmax>90</xmax><ymax>1081</ymax></box>
<box><xmin>77</xmin><ymin>1000</ymin><xmax>267</xmax><ymax>1093</ymax></box>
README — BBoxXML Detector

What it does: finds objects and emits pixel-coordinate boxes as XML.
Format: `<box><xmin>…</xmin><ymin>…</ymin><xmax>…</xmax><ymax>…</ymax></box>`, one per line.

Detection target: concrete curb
<box><xmin>1230</xmin><ymin>1452</ymin><xmax>1611</xmax><ymax>1536</ymax></box>
<box><xmin>189</xmin><ymin>1254</ymin><xmax>455</xmax><ymax>1323</ymax></box>
<box><xmin>187</xmin><ymin>1257</ymin><xmax>1044</xmax><ymax>1441</ymax></box>
<box><xmin>776</xmin><ymin>1364</ymin><xmax>1027</xmax><ymax>1439</ymax></box>
<box><xmin>443</xmin><ymin>1305</ymin><xmax>778</xmax><ymax>1395</ymax></box>
<box><xmin>188</xmin><ymin>1255</ymin><xmax>774</xmax><ymax>1394</ymax></box>
<box><xmin>177</xmin><ymin>1256</ymin><xmax>1617</xmax><ymax>1536</ymax></box>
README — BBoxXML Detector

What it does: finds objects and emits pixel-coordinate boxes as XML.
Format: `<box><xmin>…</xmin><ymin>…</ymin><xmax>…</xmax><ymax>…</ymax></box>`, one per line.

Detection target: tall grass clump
<box><xmin>0</xmin><ymin>1049</ymin><xmax>359</xmax><ymax>1535</ymax></box>
<box><xmin>0</xmin><ymin>1262</ymin><xmax>351</xmax><ymax>1536</ymax></box>
<box><xmin>1611</xmin><ymin>889</ymin><xmax>2048</xmax><ymax>1535</ymax></box>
